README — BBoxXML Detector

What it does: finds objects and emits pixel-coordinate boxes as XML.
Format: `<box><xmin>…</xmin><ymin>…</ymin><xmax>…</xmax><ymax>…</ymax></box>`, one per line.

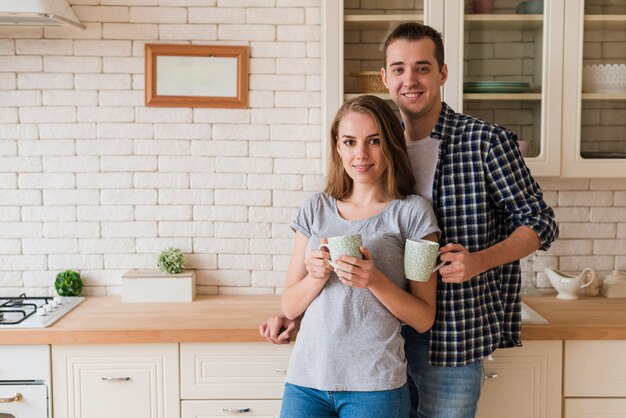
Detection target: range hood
<box><xmin>0</xmin><ymin>0</ymin><xmax>84</xmax><ymax>29</ymax></box>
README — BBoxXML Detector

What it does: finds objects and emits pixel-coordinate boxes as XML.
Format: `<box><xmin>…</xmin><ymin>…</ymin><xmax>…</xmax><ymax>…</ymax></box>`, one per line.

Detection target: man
<box><xmin>261</xmin><ymin>23</ymin><xmax>558</xmax><ymax>418</ymax></box>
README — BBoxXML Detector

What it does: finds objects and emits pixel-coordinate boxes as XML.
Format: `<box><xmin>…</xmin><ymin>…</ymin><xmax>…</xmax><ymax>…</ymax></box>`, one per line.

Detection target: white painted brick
<box><xmin>307</xmin><ymin>42</ymin><xmax>321</xmax><ymax>58</ymax></box>
<box><xmin>537</xmin><ymin>177</ymin><xmax>589</xmax><ymax>191</ymax></box>
<box><xmin>75</xmin><ymin>74</ymin><xmax>132</xmax><ymax>90</ymax></box>
<box><xmin>104</xmin><ymin>254</ymin><xmax>156</xmax><ymax>269</ymax></box>
<box><xmin>594</xmin><ymin>239</ymin><xmax>626</xmax><ymax>255</ymax></box>
<box><xmin>559</xmin><ymin>256</ymin><xmax>614</xmax><ymax>271</ymax></box>
<box><xmin>273</xmin><ymin>190</ymin><xmax>311</xmax><ymax>207</ymax></box>
<box><xmin>193</xmin><ymin>205</ymin><xmax>247</xmax><ymax>222</ymax></box>
<box><xmin>249</xmin><ymin>59</ymin><xmax>276</xmax><ymax>75</ymax></box>
<box><xmin>0</xmin><ymin>222</ymin><xmax>42</xmax><ymax>238</ymax></box>
<box><xmin>218</xmin><ymin>254</ymin><xmax>272</xmax><ymax>270</ymax></box>
<box><xmin>158</xmin><ymin>221</ymin><xmax>214</xmax><ymax>237</ymax></box>
<box><xmin>43</xmin><ymin>90</ymin><xmax>98</xmax><ymax>106</ymax></box>
<box><xmin>23</xmin><ymin>239</ymin><xmax>78</xmax><ymax>254</ymax></box>
<box><xmin>591</xmin><ymin>207</ymin><xmax>625</xmax><ymax>222</ymax></box>
<box><xmin>558</xmin><ymin>223</ymin><xmax>616</xmax><ymax>239</ymax></box>
<box><xmin>0</xmin><ymin>156</ymin><xmax>41</xmax><ymax>172</ymax></box>
<box><xmin>102</xmin><ymin>23</ymin><xmax>159</xmax><ymax>39</ymax></box>
<box><xmin>159</xmin><ymin>189</ymin><xmax>213</xmax><ymax>205</ymax></box>
<box><xmin>196</xmin><ymin>269</ymin><xmax>250</xmax><ymax>287</ymax></box>
<box><xmin>218</xmin><ymin>25</ymin><xmax>275</xmax><ymax>41</ymax></box>
<box><xmin>306</xmin><ymin>142</ymin><xmax>321</xmax><ymax>158</ymax></box>
<box><xmin>194</xmin><ymin>237</ymin><xmax>248</xmax><ymax>254</ymax></box>
<box><xmin>102</xmin><ymin>222</ymin><xmax>157</xmax><ymax>238</ymax></box>
<box><xmin>218</xmin><ymin>286</ymin><xmax>274</xmax><ymax>295</ymax></box>
<box><xmin>250</xmin><ymin>141</ymin><xmax>306</xmax><ymax>158</ymax></box>
<box><xmin>129</xmin><ymin>6</ymin><xmax>186</xmax><ymax>22</ymax></box>
<box><xmin>0</xmin><ymin>173</ymin><xmax>16</xmax><ymax>188</ymax></box>
<box><xmin>0</xmin><ymin>190</ymin><xmax>41</xmax><ymax>205</ymax></box>
<box><xmin>250</xmin><ymin>74</ymin><xmax>306</xmax><ymax>91</ymax></box>
<box><xmin>215</xmin><ymin>222</ymin><xmax>271</xmax><ymax>238</ymax></box>
<box><xmin>558</xmin><ymin>191</ymin><xmax>613</xmax><ymax>206</ymax></box>
<box><xmin>184</xmin><ymin>253</ymin><xmax>218</xmax><ymax>269</ymax></box>
<box><xmin>196</xmin><ymin>285</ymin><xmax>218</xmax><ymax>295</ymax></box>
<box><xmin>42</xmin><ymin>156</ymin><xmax>99</xmax><ymax>172</ymax></box>
<box><xmin>188</xmin><ymin>7</ymin><xmax>245</xmax><ymax>23</ymax></box>
<box><xmin>76</xmin><ymin>139</ymin><xmax>133</xmax><ymax>155</ymax></box>
<box><xmin>74</xmin><ymin>40</ymin><xmax>132</xmax><ymax>56</ymax></box>
<box><xmin>0</xmin><ymin>27</ymin><xmax>42</xmax><ymax>39</ymax></box>
<box><xmin>39</xmin><ymin>123</ymin><xmax>96</xmax><ymax>139</ymax></box>
<box><xmin>615</xmin><ymin>191</ymin><xmax>626</xmax><ymax>205</ymax></box>
<box><xmin>0</xmin><ymin>39</ymin><xmax>14</xmax><ymax>54</ymax></box>
<box><xmin>19</xmin><ymin>173</ymin><xmax>75</xmax><ymax>189</ymax></box>
<box><xmin>252</xmin><ymin>108</ymin><xmax>308</xmax><ymax>124</ymax></box>
<box><xmin>247</xmin><ymin>8</ymin><xmax>304</xmax><ymax>24</ymax></box>
<box><xmin>0</xmin><ymin>74</ymin><xmax>17</xmax><ymax>90</ymax></box>
<box><xmin>21</xmin><ymin>271</ymin><xmax>53</xmax><ymax>288</ymax></box>
<box><xmin>161</xmin><ymin>0</ymin><xmax>217</xmax><ymax>5</ymax></box>
<box><xmin>0</xmin><ymin>256</ymin><xmax>47</xmax><ymax>270</ymax></box>
<box><xmin>0</xmin><ymin>141</ymin><xmax>16</xmax><ymax>156</ymax></box>
<box><xmin>215</xmin><ymin>189</ymin><xmax>271</xmax><ymax>206</ymax></box>
<box><xmin>100</xmin><ymin>189</ymin><xmax>157</xmax><ymax>205</ymax></box>
<box><xmin>217</xmin><ymin>0</ymin><xmax>273</xmax><ymax>6</ymax></box>
<box><xmin>136</xmin><ymin>237</ymin><xmax>192</xmax><ymax>253</ymax></box>
<box><xmin>250</xmin><ymin>206</ymin><xmax>299</xmax><ymax>223</ymax></box>
<box><xmin>18</xmin><ymin>140</ymin><xmax>74</xmax><ymax>157</ymax></box>
<box><xmin>15</xmin><ymin>40</ymin><xmax>73</xmax><ymax>55</ymax></box>
<box><xmin>136</xmin><ymin>139</ymin><xmax>188</xmax><ymax>157</ymax></box>
<box><xmin>250</xmin><ymin>238</ymin><xmax>292</xmax><ymax>254</ymax></box>
<box><xmin>194</xmin><ymin>108</ymin><xmax>250</xmax><ymax>123</ymax></box>
<box><xmin>99</xmin><ymin>91</ymin><xmax>144</xmax><ymax>107</ymax></box>
<box><xmin>78</xmin><ymin>205</ymin><xmax>134</xmax><ymax>221</ymax></box>
<box><xmin>590</xmin><ymin>178</ymin><xmax>626</xmax><ymax>190</ymax></box>
<box><xmin>303</xmin><ymin>174</ymin><xmax>324</xmax><ymax>191</ymax></box>
<box><xmin>22</xmin><ymin>206</ymin><xmax>76</xmax><ymax>222</ymax></box>
<box><xmin>251</xmin><ymin>271</ymin><xmax>285</xmax><ymax>287</ymax></box>
<box><xmin>159</xmin><ymin>24</ymin><xmax>217</xmax><ymax>40</ymax></box>
<box><xmin>247</xmin><ymin>174</ymin><xmax>302</xmax><ymax>190</ymax></box>
<box><xmin>277</xmin><ymin>25</ymin><xmax>319</xmax><ymax>42</ymax></box>
<box><xmin>0</xmin><ymin>207</ymin><xmax>20</xmax><ymax>222</ymax></box>
<box><xmin>271</xmin><ymin>124</ymin><xmax>322</xmax><ymax>141</ymax></box>
<box><xmin>0</xmin><ymin>56</ymin><xmax>42</xmax><ymax>73</ymax></box>
<box><xmin>215</xmin><ymin>157</ymin><xmax>272</xmax><ymax>173</ymax></box>
<box><xmin>134</xmin><ymin>172</ymin><xmax>189</xmax><ymax>188</ymax></box>
<box><xmin>0</xmin><ymin>239</ymin><xmax>21</xmax><ymax>255</ymax></box>
<box><xmin>136</xmin><ymin>108</ymin><xmax>192</xmax><ymax>123</ymax></box>
<box><xmin>44</xmin><ymin>222</ymin><xmax>100</xmax><ymax>238</ymax></box>
<box><xmin>19</xmin><ymin>107</ymin><xmax>76</xmax><ymax>123</ymax></box>
<box><xmin>212</xmin><ymin>124</ymin><xmax>269</xmax><ymax>141</ymax></box>
<box><xmin>77</xmin><ymin>106</ymin><xmax>135</xmax><ymax>122</ymax></box>
<box><xmin>154</xmin><ymin>124</ymin><xmax>211</xmax><ymax>140</ymax></box>
<box><xmin>275</xmin><ymin>158</ymin><xmax>322</xmax><ymax>174</ymax></box>
<box><xmin>306</xmin><ymin>6</ymin><xmax>321</xmax><ymax>24</ymax></box>
<box><xmin>276</xmin><ymin>58</ymin><xmax>320</xmax><ymax>75</ymax></box>
<box><xmin>618</xmin><ymin>224</ymin><xmax>626</xmax><ymax>238</ymax></box>
<box><xmin>43</xmin><ymin>190</ymin><xmax>100</xmax><ymax>205</ymax></box>
<box><xmin>74</xmin><ymin>6</ymin><xmax>130</xmax><ymax>22</ymax></box>
<box><xmin>191</xmin><ymin>141</ymin><xmax>247</xmax><ymax>156</ymax></box>
<box><xmin>43</xmin><ymin>23</ymin><xmax>103</xmax><ymax>40</ymax></box>
<box><xmin>103</xmin><ymin>57</ymin><xmax>144</xmax><ymax>73</ymax></box>
<box><xmin>190</xmin><ymin>173</ymin><xmax>246</xmax><ymax>189</ymax></box>
<box><xmin>97</xmin><ymin>123</ymin><xmax>153</xmax><ymax>139</ymax></box>
<box><xmin>102</xmin><ymin>0</ymin><xmax>156</xmax><ymax>5</ymax></box>
<box><xmin>308</xmin><ymin>107</ymin><xmax>321</xmax><ymax>123</ymax></box>
<box><xmin>273</xmin><ymin>255</ymin><xmax>290</xmax><ymax>270</ymax></box>
<box><xmin>136</xmin><ymin>205</ymin><xmax>192</xmax><ymax>220</ymax></box>
<box><xmin>251</xmin><ymin>41</ymin><xmax>306</xmax><ymax>57</ymax></box>
<box><xmin>546</xmin><ymin>239</ymin><xmax>592</xmax><ymax>256</ymax></box>
<box><xmin>158</xmin><ymin>156</ymin><xmax>214</xmax><ymax>172</ymax></box>
<box><xmin>0</xmin><ymin>91</ymin><xmax>41</xmax><ymax>107</ymax></box>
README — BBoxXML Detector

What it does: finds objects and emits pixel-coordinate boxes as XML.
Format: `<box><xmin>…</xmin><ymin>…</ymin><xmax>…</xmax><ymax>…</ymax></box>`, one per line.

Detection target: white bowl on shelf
<box><xmin>583</xmin><ymin>63</ymin><xmax>626</xmax><ymax>93</ymax></box>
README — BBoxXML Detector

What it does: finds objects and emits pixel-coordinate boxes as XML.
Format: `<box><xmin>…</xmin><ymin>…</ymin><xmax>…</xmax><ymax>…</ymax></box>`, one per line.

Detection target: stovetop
<box><xmin>0</xmin><ymin>294</ymin><xmax>85</xmax><ymax>329</ymax></box>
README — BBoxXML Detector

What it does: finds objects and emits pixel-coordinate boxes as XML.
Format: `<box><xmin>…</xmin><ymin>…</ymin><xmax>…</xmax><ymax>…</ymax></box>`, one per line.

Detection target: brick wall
<box><xmin>0</xmin><ymin>0</ymin><xmax>624</xmax><ymax>297</ymax></box>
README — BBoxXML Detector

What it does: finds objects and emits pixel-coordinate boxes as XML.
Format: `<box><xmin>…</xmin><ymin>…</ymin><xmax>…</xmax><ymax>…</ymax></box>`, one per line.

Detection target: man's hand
<box><xmin>438</xmin><ymin>243</ymin><xmax>486</xmax><ymax>283</ymax></box>
<box><xmin>259</xmin><ymin>314</ymin><xmax>300</xmax><ymax>344</ymax></box>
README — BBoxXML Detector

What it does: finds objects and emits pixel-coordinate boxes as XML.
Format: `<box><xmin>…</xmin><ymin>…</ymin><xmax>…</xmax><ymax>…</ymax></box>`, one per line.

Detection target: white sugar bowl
<box><xmin>601</xmin><ymin>270</ymin><xmax>626</xmax><ymax>298</ymax></box>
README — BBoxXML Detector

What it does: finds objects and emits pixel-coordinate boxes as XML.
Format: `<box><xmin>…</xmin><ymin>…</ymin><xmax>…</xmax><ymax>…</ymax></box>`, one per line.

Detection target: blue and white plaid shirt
<box><xmin>428</xmin><ymin>103</ymin><xmax>559</xmax><ymax>366</ymax></box>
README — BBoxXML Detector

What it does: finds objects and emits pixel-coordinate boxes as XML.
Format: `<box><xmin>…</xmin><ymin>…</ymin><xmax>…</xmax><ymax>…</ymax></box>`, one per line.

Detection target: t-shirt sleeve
<box><xmin>404</xmin><ymin>195</ymin><xmax>440</xmax><ymax>241</ymax></box>
<box><xmin>289</xmin><ymin>193</ymin><xmax>319</xmax><ymax>239</ymax></box>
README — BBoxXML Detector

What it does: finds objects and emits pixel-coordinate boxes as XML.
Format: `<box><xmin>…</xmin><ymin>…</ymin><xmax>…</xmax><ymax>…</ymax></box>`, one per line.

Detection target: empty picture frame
<box><xmin>145</xmin><ymin>44</ymin><xmax>249</xmax><ymax>108</ymax></box>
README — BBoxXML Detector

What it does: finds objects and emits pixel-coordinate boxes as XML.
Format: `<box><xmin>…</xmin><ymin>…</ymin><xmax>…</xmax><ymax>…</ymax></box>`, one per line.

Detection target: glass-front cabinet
<box><xmin>323</xmin><ymin>0</ymin><xmax>626</xmax><ymax>177</ymax></box>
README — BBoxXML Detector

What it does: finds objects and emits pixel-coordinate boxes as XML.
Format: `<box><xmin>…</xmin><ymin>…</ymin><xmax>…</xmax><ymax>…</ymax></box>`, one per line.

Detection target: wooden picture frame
<box><xmin>145</xmin><ymin>44</ymin><xmax>249</xmax><ymax>108</ymax></box>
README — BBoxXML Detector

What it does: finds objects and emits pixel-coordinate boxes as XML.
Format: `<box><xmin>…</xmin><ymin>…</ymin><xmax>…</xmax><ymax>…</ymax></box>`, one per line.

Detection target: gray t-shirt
<box><xmin>285</xmin><ymin>192</ymin><xmax>439</xmax><ymax>391</ymax></box>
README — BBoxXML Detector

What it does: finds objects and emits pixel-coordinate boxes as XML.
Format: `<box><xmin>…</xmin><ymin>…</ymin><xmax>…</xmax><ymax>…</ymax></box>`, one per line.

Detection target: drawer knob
<box><xmin>484</xmin><ymin>372</ymin><xmax>498</xmax><ymax>380</ymax></box>
<box><xmin>101</xmin><ymin>376</ymin><xmax>131</xmax><ymax>381</ymax></box>
<box><xmin>275</xmin><ymin>368</ymin><xmax>287</xmax><ymax>375</ymax></box>
<box><xmin>0</xmin><ymin>393</ymin><xmax>22</xmax><ymax>403</ymax></box>
<box><xmin>222</xmin><ymin>408</ymin><xmax>251</xmax><ymax>414</ymax></box>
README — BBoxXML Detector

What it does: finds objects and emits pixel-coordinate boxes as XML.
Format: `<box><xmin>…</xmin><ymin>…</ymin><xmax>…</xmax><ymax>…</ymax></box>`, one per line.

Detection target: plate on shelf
<box><xmin>464</xmin><ymin>81</ymin><xmax>530</xmax><ymax>93</ymax></box>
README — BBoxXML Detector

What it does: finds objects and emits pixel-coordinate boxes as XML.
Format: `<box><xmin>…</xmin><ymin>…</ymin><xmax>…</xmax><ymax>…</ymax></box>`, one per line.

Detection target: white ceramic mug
<box><xmin>318</xmin><ymin>234</ymin><xmax>363</xmax><ymax>270</ymax></box>
<box><xmin>404</xmin><ymin>238</ymin><xmax>446</xmax><ymax>282</ymax></box>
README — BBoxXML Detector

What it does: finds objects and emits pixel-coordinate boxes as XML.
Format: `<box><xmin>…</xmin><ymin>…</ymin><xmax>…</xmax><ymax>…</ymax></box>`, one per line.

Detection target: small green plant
<box><xmin>54</xmin><ymin>270</ymin><xmax>83</xmax><ymax>296</ymax></box>
<box><xmin>157</xmin><ymin>247</ymin><xmax>185</xmax><ymax>274</ymax></box>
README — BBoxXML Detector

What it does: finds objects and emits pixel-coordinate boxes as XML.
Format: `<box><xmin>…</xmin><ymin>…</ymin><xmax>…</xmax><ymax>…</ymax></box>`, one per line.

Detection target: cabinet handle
<box><xmin>221</xmin><ymin>408</ymin><xmax>251</xmax><ymax>413</ymax></box>
<box><xmin>101</xmin><ymin>376</ymin><xmax>131</xmax><ymax>381</ymax></box>
<box><xmin>0</xmin><ymin>393</ymin><xmax>22</xmax><ymax>403</ymax></box>
<box><xmin>275</xmin><ymin>368</ymin><xmax>287</xmax><ymax>375</ymax></box>
<box><xmin>484</xmin><ymin>372</ymin><xmax>498</xmax><ymax>380</ymax></box>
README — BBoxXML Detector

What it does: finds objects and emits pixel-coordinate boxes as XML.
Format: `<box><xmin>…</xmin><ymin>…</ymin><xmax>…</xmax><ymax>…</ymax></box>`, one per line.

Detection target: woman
<box><xmin>279</xmin><ymin>95</ymin><xmax>440</xmax><ymax>418</ymax></box>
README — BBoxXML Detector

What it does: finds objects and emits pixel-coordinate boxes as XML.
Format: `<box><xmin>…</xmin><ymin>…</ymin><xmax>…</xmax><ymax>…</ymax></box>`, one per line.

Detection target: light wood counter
<box><xmin>2</xmin><ymin>295</ymin><xmax>625</xmax><ymax>344</ymax></box>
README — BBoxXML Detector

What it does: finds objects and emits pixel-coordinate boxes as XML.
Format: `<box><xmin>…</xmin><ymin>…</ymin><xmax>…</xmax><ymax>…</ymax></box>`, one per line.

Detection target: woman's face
<box><xmin>336</xmin><ymin>111</ymin><xmax>386</xmax><ymax>187</ymax></box>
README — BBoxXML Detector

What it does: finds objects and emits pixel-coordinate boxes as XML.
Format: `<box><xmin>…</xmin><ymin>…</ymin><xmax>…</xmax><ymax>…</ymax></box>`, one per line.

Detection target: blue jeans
<box><xmin>280</xmin><ymin>382</ymin><xmax>410</xmax><ymax>418</ymax></box>
<box><xmin>402</xmin><ymin>326</ymin><xmax>484</xmax><ymax>418</ymax></box>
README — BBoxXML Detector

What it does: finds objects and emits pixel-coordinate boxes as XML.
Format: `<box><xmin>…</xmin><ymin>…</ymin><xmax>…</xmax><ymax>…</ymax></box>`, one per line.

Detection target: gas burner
<box><xmin>0</xmin><ymin>293</ymin><xmax>84</xmax><ymax>328</ymax></box>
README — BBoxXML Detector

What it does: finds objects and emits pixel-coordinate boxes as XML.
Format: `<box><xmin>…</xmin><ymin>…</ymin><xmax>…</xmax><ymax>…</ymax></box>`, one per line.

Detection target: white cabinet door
<box><xmin>182</xmin><ymin>400</ymin><xmax>281</xmax><ymax>418</ymax></box>
<box><xmin>476</xmin><ymin>341</ymin><xmax>562</xmax><ymax>418</ymax></box>
<box><xmin>564</xmin><ymin>340</ymin><xmax>626</xmax><ymax>397</ymax></box>
<box><xmin>52</xmin><ymin>343</ymin><xmax>179</xmax><ymax>418</ymax></box>
<box><xmin>565</xmin><ymin>399</ymin><xmax>626</xmax><ymax>418</ymax></box>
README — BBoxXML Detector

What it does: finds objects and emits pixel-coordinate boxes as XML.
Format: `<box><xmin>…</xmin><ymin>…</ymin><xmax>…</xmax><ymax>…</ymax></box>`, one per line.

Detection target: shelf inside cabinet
<box><xmin>345</xmin><ymin>93</ymin><xmax>390</xmax><ymax>100</ymax></box>
<box><xmin>582</xmin><ymin>93</ymin><xmax>626</xmax><ymax>100</ymax></box>
<box><xmin>344</xmin><ymin>14</ymin><xmax>424</xmax><ymax>29</ymax></box>
<box><xmin>584</xmin><ymin>15</ymin><xmax>626</xmax><ymax>30</ymax></box>
<box><xmin>465</xmin><ymin>14</ymin><xmax>543</xmax><ymax>30</ymax></box>
<box><xmin>464</xmin><ymin>93</ymin><xmax>541</xmax><ymax>101</ymax></box>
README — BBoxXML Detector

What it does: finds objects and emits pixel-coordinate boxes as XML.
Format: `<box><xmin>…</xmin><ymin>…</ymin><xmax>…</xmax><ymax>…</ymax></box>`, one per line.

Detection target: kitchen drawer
<box><xmin>180</xmin><ymin>343</ymin><xmax>292</xmax><ymax>399</ymax></box>
<box><xmin>0</xmin><ymin>345</ymin><xmax>50</xmax><ymax>381</ymax></box>
<box><xmin>564</xmin><ymin>399</ymin><xmax>626</xmax><ymax>418</ymax></box>
<box><xmin>182</xmin><ymin>400</ymin><xmax>281</xmax><ymax>417</ymax></box>
<box><xmin>564</xmin><ymin>340</ymin><xmax>626</xmax><ymax>397</ymax></box>
<box><xmin>0</xmin><ymin>384</ymin><xmax>48</xmax><ymax>417</ymax></box>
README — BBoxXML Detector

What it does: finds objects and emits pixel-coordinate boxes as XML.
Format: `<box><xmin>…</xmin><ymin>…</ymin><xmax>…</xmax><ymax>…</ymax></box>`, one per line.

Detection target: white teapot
<box><xmin>544</xmin><ymin>267</ymin><xmax>596</xmax><ymax>300</ymax></box>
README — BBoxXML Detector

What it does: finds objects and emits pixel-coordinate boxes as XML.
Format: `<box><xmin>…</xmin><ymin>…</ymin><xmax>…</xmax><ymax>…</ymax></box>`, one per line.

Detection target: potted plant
<box><xmin>157</xmin><ymin>247</ymin><xmax>186</xmax><ymax>274</ymax></box>
<box><xmin>55</xmin><ymin>269</ymin><xmax>83</xmax><ymax>296</ymax></box>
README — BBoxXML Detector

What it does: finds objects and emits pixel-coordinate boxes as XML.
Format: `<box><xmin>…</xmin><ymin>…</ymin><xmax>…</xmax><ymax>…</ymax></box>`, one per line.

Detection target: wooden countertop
<box><xmin>2</xmin><ymin>295</ymin><xmax>625</xmax><ymax>344</ymax></box>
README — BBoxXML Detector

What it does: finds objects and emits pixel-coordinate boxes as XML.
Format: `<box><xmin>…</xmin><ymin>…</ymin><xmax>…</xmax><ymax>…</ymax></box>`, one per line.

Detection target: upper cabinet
<box><xmin>323</xmin><ymin>0</ymin><xmax>626</xmax><ymax>178</ymax></box>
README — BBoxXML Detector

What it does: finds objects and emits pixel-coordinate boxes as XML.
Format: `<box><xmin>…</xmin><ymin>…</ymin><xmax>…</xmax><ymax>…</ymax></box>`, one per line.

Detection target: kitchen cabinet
<box><xmin>476</xmin><ymin>341</ymin><xmax>562</xmax><ymax>418</ymax></box>
<box><xmin>51</xmin><ymin>344</ymin><xmax>180</xmax><ymax>418</ymax></box>
<box><xmin>323</xmin><ymin>0</ymin><xmax>626</xmax><ymax>177</ymax></box>
<box><xmin>180</xmin><ymin>342</ymin><xmax>292</xmax><ymax>417</ymax></box>
<box><xmin>564</xmin><ymin>340</ymin><xmax>626</xmax><ymax>418</ymax></box>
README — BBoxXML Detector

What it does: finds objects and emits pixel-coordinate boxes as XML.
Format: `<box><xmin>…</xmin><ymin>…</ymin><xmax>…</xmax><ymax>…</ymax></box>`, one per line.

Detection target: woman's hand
<box><xmin>304</xmin><ymin>238</ymin><xmax>333</xmax><ymax>280</ymax></box>
<box><xmin>334</xmin><ymin>246</ymin><xmax>383</xmax><ymax>288</ymax></box>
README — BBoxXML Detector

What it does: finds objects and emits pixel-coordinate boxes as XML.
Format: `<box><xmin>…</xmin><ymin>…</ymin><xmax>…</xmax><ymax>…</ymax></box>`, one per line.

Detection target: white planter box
<box><xmin>122</xmin><ymin>269</ymin><xmax>196</xmax><ymax>302</ymax></box>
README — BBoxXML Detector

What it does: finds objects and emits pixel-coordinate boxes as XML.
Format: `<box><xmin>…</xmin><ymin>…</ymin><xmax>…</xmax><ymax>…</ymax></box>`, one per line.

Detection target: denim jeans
<box><xmin>280</xmin><ymin>382</ymin><xmax>410</xmax><ymax>418</ymax></box>
<box><xmin>402</xmin><ymin>326</ymin><xmax>484</xmax><ymax>418</ymax></box>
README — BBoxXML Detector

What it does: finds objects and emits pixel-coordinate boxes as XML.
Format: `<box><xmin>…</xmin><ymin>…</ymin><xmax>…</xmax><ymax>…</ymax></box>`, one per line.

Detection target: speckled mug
<box><xmin>319</xmin><ymin>234</ymin><xmax>363</xmax><ymax>270</ymax></box>
<box><xmin>404</xmin><ymin>238</ymin><xmax>445</xmax><ymax>282</ymax></box>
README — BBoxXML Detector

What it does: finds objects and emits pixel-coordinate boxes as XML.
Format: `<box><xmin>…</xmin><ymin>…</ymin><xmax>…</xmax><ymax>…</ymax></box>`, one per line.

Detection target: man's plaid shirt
<box><xmin>427</xmin><ymin>103</ymin><xmax>559</xmax><ymax>366</ymax></box>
